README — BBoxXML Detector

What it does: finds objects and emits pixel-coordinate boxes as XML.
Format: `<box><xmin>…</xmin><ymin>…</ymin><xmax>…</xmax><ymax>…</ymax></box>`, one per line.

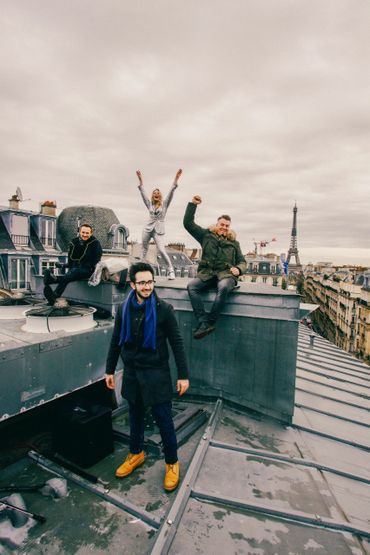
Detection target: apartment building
<box><xmin>304</xmin><ymin>272</ymin><xmax>370</xmax><ymax>363</ymax></box>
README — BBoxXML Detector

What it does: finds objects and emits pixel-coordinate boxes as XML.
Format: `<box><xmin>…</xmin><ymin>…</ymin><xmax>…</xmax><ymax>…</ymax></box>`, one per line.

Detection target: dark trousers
<box><xmin>45</xmin><ymin>267</ymin><xmax>92</xmax><ymax>299</ymax></box>
<box><xmin>128</xmin><ymin>395</ymin><xmax>178</xmax><ymax>464</ymax></box>
<box><xmin>187</xmin><ymin>276</ymin><xmax>236</xmax><ymax>324</ymax></box>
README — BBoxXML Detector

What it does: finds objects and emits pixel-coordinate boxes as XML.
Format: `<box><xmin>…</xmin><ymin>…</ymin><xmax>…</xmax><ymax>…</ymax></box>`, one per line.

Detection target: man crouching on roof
<box><xmin>105</xmin><ymin>262</ymin><xmax>189</xmax><ymax>491</ymax></box>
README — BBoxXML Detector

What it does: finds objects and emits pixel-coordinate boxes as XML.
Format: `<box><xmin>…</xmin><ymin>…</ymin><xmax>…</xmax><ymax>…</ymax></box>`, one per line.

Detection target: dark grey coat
<box><xmin>106</xmin><ymin>293</ymin><xmax>188</xmax><ymax>406</ymax></box>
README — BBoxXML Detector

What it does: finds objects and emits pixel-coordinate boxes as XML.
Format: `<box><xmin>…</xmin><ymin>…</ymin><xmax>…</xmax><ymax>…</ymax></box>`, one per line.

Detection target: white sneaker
<box><xmin>54</xmin><ymin>298</ymin><xmax>69</xmax><ymax>308</ymax></box>
<box><xmin>168</xmin><ymin>271</ymin><xmax>175</xmax><ymax>280</ymax></box>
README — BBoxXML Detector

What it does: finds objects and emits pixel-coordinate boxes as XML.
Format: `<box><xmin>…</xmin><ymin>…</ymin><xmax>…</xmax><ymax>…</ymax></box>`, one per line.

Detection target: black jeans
<box><xmin>45</xmin><ymin>267</ymin><xmax>92</xmax><ymax>299</ymax></box>
<box><xmin>187</xmin><ymin>276</ymin><xmax>236</xmax><ymax>325</ymax></box>
<box><xmin>128</xmin><ymin>395</ymin><xmax>178</xmax><ymax>464</ymax></box>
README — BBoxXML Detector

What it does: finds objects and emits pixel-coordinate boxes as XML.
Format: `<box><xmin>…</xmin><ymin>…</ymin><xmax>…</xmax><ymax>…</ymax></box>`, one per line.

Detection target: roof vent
<box><xmin>22</xmin><ymin>305</ymin><xmax>97</xmax><ymax>333</ymax></box>
<box><xmin>0</xmin><ymin>295</ymin><xmax>44</xmax><ymax>320</ymax></box>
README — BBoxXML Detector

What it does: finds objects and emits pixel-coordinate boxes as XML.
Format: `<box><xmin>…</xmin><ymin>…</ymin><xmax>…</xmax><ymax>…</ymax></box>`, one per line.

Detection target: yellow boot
<box><xmin>164</xmin><ymin>461</ymin><xmax>180</xmax><ymax>491</ymax></box>
<box><xmin>115</xmin><ymin>451</ymin><xmax>145</xmax><ymax>478</ymax></box>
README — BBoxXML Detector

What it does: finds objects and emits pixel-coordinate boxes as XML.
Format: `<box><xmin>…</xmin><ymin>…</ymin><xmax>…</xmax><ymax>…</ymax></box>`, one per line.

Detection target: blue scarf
<box><xmin>119</xmin><ymin>289</ymin><xmax>157</xmax><ymax>350</ymax></box>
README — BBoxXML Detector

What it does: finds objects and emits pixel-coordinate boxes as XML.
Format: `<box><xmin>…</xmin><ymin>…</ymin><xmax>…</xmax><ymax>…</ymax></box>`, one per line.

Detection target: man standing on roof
<box><xmin>43</xmin><ymin>223</ymin><xmax>102</xmax><ymax>306</ymax></box>
<box><xmin>183</xmin><ymin>196</ymin><xmax>247</xmax><ymax>339</ymax></box>
<box><xmin>105</xmin><ymin>262</ymin><xmax>189</xmax><ymax>492</ymax></box>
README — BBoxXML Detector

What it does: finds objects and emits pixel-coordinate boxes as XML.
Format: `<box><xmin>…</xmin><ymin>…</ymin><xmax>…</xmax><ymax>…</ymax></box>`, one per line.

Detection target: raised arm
<box><xmin>136</xmin><ymin>170</ymin><xmax>150</xmax><ymax>210</ymax></box>
<box><xmin>163</xmin><ymin>168</ymin><xmax>182</xmax><ymax>210</ymax></box>
<box><xmin>183</xmin><ymin>196</ymin><xmax>206</xmax><ymax>244</ymax></box>
<box><xmin>174</xmin><ymin>168</ymin><xmax>182</xmax><ymax>184</ymax></box>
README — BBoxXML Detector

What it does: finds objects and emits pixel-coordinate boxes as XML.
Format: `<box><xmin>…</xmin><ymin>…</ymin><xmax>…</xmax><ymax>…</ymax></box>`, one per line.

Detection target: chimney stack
<box><xmin>40</xmin><ymin>200</ymin><xmax>57</xmax><ymax>216</ymax></box>
<box><xmin>9</xmin><ymin>194</ymin><xmax>20</xmax><ymax>210</ymax></box>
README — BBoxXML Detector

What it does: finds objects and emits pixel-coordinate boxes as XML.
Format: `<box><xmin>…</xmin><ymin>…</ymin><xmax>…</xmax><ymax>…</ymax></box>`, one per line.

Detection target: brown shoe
<box><xmin>115</xmin><ymin>451</ymin><xmax>145</xmax><ymax>478</ymax></box>
<box><xmin>164</xmin><ymin>461</ymin><xmax>180</xmax><ymax>491</ymax></box>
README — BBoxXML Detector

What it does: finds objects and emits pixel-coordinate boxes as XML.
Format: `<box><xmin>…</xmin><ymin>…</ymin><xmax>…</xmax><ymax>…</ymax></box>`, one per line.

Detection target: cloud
<box><xmin>0</xmin><ymin>0</ymin><xmax>369</xmax><ymax>264</ymax></box>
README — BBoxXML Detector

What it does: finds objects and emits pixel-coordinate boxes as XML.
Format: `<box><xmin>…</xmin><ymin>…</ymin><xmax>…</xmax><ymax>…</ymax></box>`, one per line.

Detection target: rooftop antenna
<box><xmin>16</xmin><ymin>187</ymin><xmax>31</xmax><ymax>203</ymax></box>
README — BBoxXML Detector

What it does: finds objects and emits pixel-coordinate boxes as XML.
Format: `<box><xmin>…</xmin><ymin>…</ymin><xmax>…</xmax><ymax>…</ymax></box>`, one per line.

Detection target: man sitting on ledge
<box><xmin>43</xmin><ymin>223</ymin><xmax>102</xmax><ymax>306</ymax></box>
<box><xmin>183</xmin><ymin>195</ymin><xmax>247</xmax><ymax>339</ymax></box>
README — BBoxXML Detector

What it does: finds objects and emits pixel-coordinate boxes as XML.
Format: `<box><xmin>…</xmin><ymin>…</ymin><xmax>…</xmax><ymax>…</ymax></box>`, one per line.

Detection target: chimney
<box><xmin>9</xmin><ymin>194</ymin><xmax>20</xmax><ymax>210</ymax></box>
<box><xmin>40</xmin><ymin>200</ymin><xmax>57</xmax><ymax>216</ymax></box>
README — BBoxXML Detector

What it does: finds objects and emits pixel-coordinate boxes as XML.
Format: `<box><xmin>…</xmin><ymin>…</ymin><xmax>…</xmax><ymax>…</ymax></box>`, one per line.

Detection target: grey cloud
<box><xmin>1</xmin><ymin>0</ymin><xmax>370</xmax><ymax>264</ymax></box>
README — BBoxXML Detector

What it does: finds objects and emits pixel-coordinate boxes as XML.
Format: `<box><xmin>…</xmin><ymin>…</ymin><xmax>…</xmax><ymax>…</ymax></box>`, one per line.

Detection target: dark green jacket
<box><xmin>183</xmin><ymin>203</ymin><xmax>247</xmax><ymax>281</ymax></box>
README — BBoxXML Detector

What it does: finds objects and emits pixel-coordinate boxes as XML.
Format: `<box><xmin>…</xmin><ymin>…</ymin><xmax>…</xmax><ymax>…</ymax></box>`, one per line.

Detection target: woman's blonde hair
<box><xmin>151</xmin><ymin>188</ymin><xmax>163</xmax><ymax>207</ymax></box>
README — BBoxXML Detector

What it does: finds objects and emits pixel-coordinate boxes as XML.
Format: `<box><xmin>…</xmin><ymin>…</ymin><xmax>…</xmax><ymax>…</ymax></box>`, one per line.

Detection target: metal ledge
<box><xmin>190</xmin><ymin>487</ymin><xmax>370</xmax><ymax>540</ymax></box>
<box><xmin>209</xmin><ymin>439</ymin><xmax>370</xmax><ymax>485</ymax></box>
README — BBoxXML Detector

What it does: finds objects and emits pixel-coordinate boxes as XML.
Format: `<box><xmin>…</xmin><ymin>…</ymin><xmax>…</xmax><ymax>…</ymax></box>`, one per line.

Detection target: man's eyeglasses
<box><xmin>135</xmin><ymin>280</ymin><xmax>155</xmax><ymax>287</ymax></box>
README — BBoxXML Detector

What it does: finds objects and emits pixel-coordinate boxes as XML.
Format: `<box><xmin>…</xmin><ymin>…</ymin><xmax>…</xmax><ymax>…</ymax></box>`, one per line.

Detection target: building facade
<box><xmin>0</xmin><ymin>196</ymin><xmax>66</xmax><ymax>292</ymax></box>
<box><xmin>304</xmin><ymin>272</ymin><xmax>370</xmax><ymax>364</ymax></box>
<box><xmin>242</xmin><ymin>253</ymin><xmax>283</xmax><ymax>286</ymax></box>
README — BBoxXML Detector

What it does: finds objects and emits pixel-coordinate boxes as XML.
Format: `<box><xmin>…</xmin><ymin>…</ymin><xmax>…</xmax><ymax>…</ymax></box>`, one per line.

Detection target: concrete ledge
<box><xmin>156</xmin><ymin>278</ymin><xmax>300</xmax><ymax>423</ymax></box>
<box><xmin>6</xmin><ymin>277</ymin><xmax>300</xmax><ymax>424</ymax></box>
<box><xmin>35</xmin><ymin>276</ymin><xmax>127</xmax><ymax>316</ymax></box>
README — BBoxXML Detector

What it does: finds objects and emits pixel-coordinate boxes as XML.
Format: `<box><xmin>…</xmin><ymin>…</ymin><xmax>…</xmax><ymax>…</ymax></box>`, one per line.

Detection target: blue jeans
<box><xmin>187</xmin><ymin>276</ymin><xmax>236</xmax><ymax>325</ymax></box>
<box><xmin>128</xmin><ymin>395</ymin><xmax>178</xmax><ymax>464</ymax></box>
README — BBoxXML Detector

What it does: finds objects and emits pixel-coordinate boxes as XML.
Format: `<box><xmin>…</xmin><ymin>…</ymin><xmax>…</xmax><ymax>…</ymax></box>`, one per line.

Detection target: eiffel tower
<box><xmin>286</xmin><ymin>203</ymin><xmax>302</xmax><ymax>272</ymax></box>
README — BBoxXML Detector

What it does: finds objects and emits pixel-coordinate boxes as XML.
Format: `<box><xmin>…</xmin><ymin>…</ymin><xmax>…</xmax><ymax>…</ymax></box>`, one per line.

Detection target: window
<box><xmin>110</xmin><ymin>224</ymin><xmax>128</xmax><ymax>250</ymax></box>
<box><xmin>115</xmin><ymin>228</ymin><xmax>125</xmax><ymax>249</ymax></box>
<box><xmin>10</xmin><ymin>258</ymin><xmax>28</xmax><ymax>289</ymax></box>
<box><xmin>41</xmin><ymin>259</ymin><xmax>58</xmax><ymax>275</ymax></box>
<box><xmin>41</xmin><ymin>219</ymin><xmax>56</xmax><ymax>247</ymax></box>
<box><xmin>11</xmin><ymin>215</ymin><xmax>29</xmax><ymax>246</ymax></box>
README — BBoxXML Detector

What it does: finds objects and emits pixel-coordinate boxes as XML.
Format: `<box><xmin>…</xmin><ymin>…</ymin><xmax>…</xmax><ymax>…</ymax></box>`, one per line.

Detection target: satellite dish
<box><xmin>16</xmin><ymin>187</ymin><xmax>23</xmax><ymax>201</ymax></box>
<box><xmin>15</xmin><ymin>187</ymin><xmax>31</xmax><ymax>202</ymax></box>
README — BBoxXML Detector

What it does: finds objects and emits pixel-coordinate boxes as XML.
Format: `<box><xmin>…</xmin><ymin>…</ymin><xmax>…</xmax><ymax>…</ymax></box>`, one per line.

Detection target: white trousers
<box><xmin>141</xmin><ymin>230</ymin><xmax>174</xmax><ymax>272</ymax></box>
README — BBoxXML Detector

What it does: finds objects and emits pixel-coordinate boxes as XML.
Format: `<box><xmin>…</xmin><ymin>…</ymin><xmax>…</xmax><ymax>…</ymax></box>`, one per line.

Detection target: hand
<box><xmin>230</xmin><ymin>267</ymin><xmax>240</xmax><ymax>277</ymax></box>
<box><xmin>136</xmin><ymin>170</ymin><xmax>143</xmax><ymax>184</ymax></box>
<box><xmin>192</xmin><ymin>195</ymin><xmax>202</xmax><ymax>205</ymax></box>
<box><xmin>105</xmin><ymin>374</ymin><xmax>115</xmax><ymax>390</ymax></box>
<box><xmin>176</xmin><ymin>379</ymin><xmax>189</xmax><ymax>396</ymax></box>
<box><xmin>174</xmin><ymin>168</ymin><xmax>183</xmax><ymax>183</ymax></box>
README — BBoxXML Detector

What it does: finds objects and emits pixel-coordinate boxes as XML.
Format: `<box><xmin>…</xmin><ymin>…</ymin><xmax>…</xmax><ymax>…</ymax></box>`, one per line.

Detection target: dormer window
<box><xmin>109</xmin><ymin>224</ymin><xmax>129</xmax><ymax>250</ymax></box>
<box><xmin>11</xmin><ymin>214</ymin><xmax>29</xmax><ymax>246</ymax></box>
<box><xmin>41</xmin><ymin>218</ymin><xmax>56</xmax><ymax>248</ymax></box>
<box><xmin>115</xmin><ymin>228</ymin><xmax>125</xmax><ymax>249</ymax></box>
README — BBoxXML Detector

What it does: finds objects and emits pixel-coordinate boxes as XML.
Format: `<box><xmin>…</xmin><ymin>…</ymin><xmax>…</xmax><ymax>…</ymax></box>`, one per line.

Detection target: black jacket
<box><xmin>106</xmin><ymin>293</ymin><xmax>189</xmax><ymax>406</ymax></box>
<box><xmin>67</xmin><ymin>235</ymin><xmax>102</xmax><ymax>274</ymax></box>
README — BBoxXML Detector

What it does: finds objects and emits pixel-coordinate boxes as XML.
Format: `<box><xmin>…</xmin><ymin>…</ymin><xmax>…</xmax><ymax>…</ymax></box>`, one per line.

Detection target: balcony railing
<box><xmin>11</xmin><ymin>234</ymin><xmax>29</xmax><ymax>246</ymax></box>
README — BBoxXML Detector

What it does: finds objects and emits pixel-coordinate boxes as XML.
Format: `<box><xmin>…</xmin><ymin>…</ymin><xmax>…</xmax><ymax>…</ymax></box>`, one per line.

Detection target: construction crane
<box><xmin>253</xmin><ymin>237</ymin><xmax>276</xmax><ymax>255</ymax></box>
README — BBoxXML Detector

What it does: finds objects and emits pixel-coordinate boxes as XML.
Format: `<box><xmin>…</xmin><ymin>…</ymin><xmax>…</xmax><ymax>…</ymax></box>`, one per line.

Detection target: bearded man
<box><xmin>183</xmin><ymin>196</ymin><xmax>247</xmax><ymax>339</ymax></box>
<box><xmin>105</xmin><ymin>262</ymin><xmax>189</xmax><ymax>491</ymax></box>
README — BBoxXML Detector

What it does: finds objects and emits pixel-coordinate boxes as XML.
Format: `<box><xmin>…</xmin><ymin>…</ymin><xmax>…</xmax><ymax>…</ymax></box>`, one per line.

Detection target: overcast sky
<box><xmin>1</xmin><ymin>0</ymin><xmax>370</xmax><ymax>265</ymax></box>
